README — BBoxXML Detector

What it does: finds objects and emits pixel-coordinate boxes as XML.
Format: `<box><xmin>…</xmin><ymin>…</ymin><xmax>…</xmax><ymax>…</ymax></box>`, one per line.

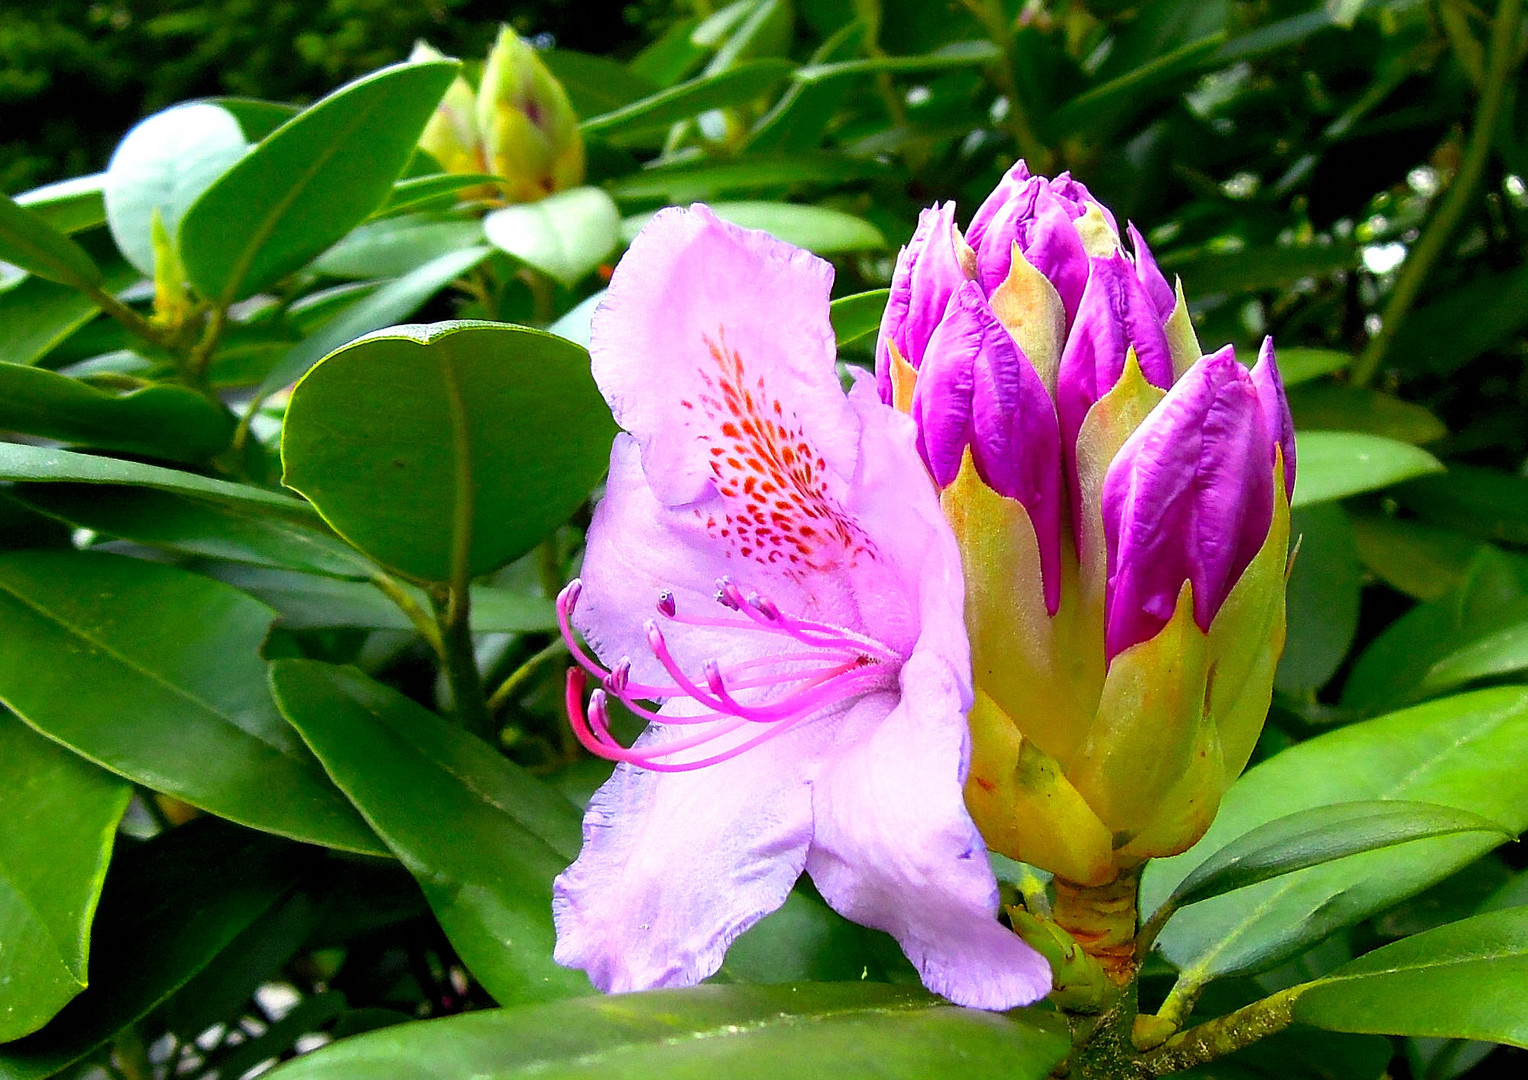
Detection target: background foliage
<box><xmin>1</xmin><ymin>1</ymin><xmax>1526</xmax><ymax>1079</ymax></box>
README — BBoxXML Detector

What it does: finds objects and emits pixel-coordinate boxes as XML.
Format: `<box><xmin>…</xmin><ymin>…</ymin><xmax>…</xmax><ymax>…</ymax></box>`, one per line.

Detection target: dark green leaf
<box><xmin>208</xmin><ymin>565</ymin><xmax>556</xmax><ymax>633</ymax></box>
<box><xmin>281</xmin><ymin>321</ymin><xmax>614</xmax><ymax>582</ymax></box>
<box><xmin>0</xmin><ymin>713</ymin><xmax>129</xmax><ymax>1042</ymax></box>
<box><xmin>542</xmin><ymin>50</ymin><xmax>661</xmax><ymax>118</ymax></box>
<box><xmin>581</xmin><ymin>58</ymin><xmax>794</xmax><ymax>141</ymax></box>
<box><xmin>1142</xmin><ymin>687</ymin><xmax>1528</xmax><ymax>985</ymax></box>
<box><xmin>621</xmin><ymin>202</ymin><xmax>884</xmax><ymax>254</ymax></box>
<box><xmin>254</xmin><ymin>245</ymin><xmax>488</xmax><ymax>399</ymax></box>
<box><xmin>16</xmin><ymin>484</ymin><xmax>368</xmax><ymax>578</ymax></box>
<box><xmin>1387</xmin><ymin>264</ymin><xmax>1528</xmax><ymax>376</ymax></box>
<box><xmin>791</xmin><ymin>39</ymin><xmax>1002</xmax><ymax>82</ymax></box>
<box><xmin>0</xmin><ymin>190</ymin><xmax>102</xmax><ymax>289</ymax></box>
<box><xmin>0</xmin><ymin>363</ymin><xmax>232</xmax><ymax>463</ymax></box>
<box><xmin>1149</xmin><ymin>800</ymin><xmax>1509</xmax><ymax>922</ymax></box>
<box><xmin>1291</xmin><ymin>431</ymin><xmax>1443</xmax><ymax>508</ymax></box>
<box><xmin>0</xmin><ymin>275</ymin><xmax>101</xmax><ymax>367</ymax></box>
<box><xmin>1276</xmin><ymin>503</ymin><xmax>1361</xmax><ymax>695</ymax></box>
<box><xmin>483</xmin><ymin>188</ymin><xmax>621</xmax><ymax>288</ymax></box>
<box><xmin>179</xmin><ymin>61</ymin><xmax>459</xmax><ymax>303</ymax></box>
<box><xmin>376</xmin><ymin>174</ymin><xmax>503</xmax><ymax>216</ymax></box>
<box><xmin>312</xmin><ymin>212</ymin><xmax>485</xmax><ymax>279</ymax></box>
<box><xmin>268</xmin><ymin>659</ymin><xmax>590</xmax><ymax>1005</ymax></box>
<box><xmin>1276</xmin><ymin>348</ymin><xmax>1351</xmax><ymax>387</ymax></box>
<box><xmin>0</xmin><ymin>442</ymin><xmax>319</xmax><ymax>519</ymax></box>
<box><xmin>1286</xmin><ymin>383</ymin><xmax>1446</xmax><ymax>445</ymax></box>
<box><xmin>1167</xmin><ymin>244</ymin><xmax>1358</xmax><ymax>298</ymax></box>
<box><xmin>1396</xmin><ymin>466</ymin><xmax>1528</xmax><ymax>546</ymax></box>
<box><xmin>0</xmin><ymin>819</ymin><xmax>302</xmax><ymax>1080</ymax></box>
<box><xmin>1295</xmin><ymin>907</ymin><xmax>1528</xmax><ymax>1047</ymax></box>
<box><xmin>0</xmin><ymin>549</ymin><xmax>384</xmax><ymax>855</ymax></box>
<box><xmin>260</xmin><ymin>983</ymin><xmax>1070</xmax><ymax>1080</ymax></box>
<box><xmin>608</xmin><ymin>156</ymin><xmax>877</xmax><ymax>203</ymax></box>
<box><xmin>830</xmin><ymin>289</ymin><xmax>888</xmax><ymax>347</ymax></box>
<box><xmin>1349</xmin><ymin>514</ymin><xmax>1487</xmax><ymax>601</ymax></box>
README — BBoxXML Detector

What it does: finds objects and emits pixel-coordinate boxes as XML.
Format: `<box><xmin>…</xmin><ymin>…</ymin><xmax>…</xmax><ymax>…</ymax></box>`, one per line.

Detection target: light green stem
<box><xmin>1138</xmin><ymin>988</ymin><xmax>1301</xmax><ymax>1075</ymax></box>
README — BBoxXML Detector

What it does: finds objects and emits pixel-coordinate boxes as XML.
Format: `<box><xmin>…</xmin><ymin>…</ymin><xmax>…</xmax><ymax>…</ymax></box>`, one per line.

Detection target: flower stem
<box><xmin>1137</xmin><ymin>988</ymin><xmax>1301</xmax><ymax>1075</ymax></box>
<box><xmin>488</xmin><ymin>637</ymin><xmax>568</xmax><ymax>716</ymax></box>
<box><xmin>431</xmin><ymin>585</ymin><xmax>494</xmax><ymax>741</ymax></box>
<box><xmin>1350</xmin><ymin>0</ymin><xmax>1523</xmax><ymax>387</ymax></box>
<box><xmin>1052</xmin><ymin>866</ymin><xmax>1141</xmax><ymax>985</ymax></box>
<box><xmin>369</xmin><ymin>570</ymin><xmax>445</xmax><ymax>660</ymax></box>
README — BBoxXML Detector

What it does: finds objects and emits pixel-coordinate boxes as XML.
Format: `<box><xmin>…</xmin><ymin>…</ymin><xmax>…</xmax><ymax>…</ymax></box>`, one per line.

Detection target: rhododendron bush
<box><xmin>0</xmin><ymin>3</ymin><xmax>1525</xmax><ymax>1079</ymax></box>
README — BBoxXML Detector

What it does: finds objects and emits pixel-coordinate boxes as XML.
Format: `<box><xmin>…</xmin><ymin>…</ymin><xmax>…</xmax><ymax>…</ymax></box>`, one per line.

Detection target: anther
<box><xmin>714</xmin><ymin>577</ymin><xmax>743</xmax><ymax>609</ymax></box>
<box><xmin>656</xmin><ymin>590</ymin><xmax>676</xmax><ymax>617</ymax></box>
<box><xmin>748</xmin><ymin>593</ymin><xmax>782</xmax><ymax>621</ymax></box>
<box><xmin>605</xmin><ymin>658</ymin><xmax>631</xmax><ymax>694</ymax></box>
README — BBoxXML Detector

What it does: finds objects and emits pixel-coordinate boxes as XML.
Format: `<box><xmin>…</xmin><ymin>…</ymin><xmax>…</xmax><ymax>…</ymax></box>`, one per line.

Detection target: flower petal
<box><xmin>590</xmin><ymin>204</ymin><xmax>856</xmax><ymax>509</ymax></box>
<box><xmin>1100</xmin><ymin>347</ymin><xmax>1274</xmax><ymax>659</ymax></box>
<box><xmin>553</xmin><ymin>720</ymin><xmax>815</xmax><ymax>992</ymax></box>
<box><xmin>1250</xmin><ymin>336</ymin><xmax>1296</xmax><ymax>501</ymax></box>
<box><xmin>909</xmin><ymin>282</ymin><xmax>985</xmax><ymax>487</ymax></box>
<box><xmin>968</xmin><ymin>180</ymin><xmax>1090</xmax><ymax>325</ymax></box>
<box><xmin>1127</xmin><ymin>222</ymin><xmax>1175</xmax><ymax>321</ymax></box>
<box><xmin>876</xmin><ymin>202</ymin><xmax>969</xmax><ymax>392</ymax></box>
<box><xmin>806</xmin><ymin>653</ymin><xmax>1052</xmax><ymax>1010</ymax></box>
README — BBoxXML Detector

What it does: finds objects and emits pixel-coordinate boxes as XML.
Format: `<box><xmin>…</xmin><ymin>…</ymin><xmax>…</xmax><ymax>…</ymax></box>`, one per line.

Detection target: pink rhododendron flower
<box><xmin>552</xmin><ymin>205</ymin><xmax>1051</xmax><ymax>1010</ymax></box>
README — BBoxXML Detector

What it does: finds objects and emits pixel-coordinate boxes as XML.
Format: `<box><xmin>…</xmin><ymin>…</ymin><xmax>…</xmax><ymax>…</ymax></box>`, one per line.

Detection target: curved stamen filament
<box><xmin>558</xmin><ymin>577</ymin><xmax>900</xmax><ymax>771</ymax></box>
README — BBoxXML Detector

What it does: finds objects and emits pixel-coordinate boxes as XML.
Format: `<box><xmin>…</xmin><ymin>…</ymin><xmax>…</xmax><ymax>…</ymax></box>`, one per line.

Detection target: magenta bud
<box><xmin>1100</xmin><ymin>347</ymin><xmax>1274</xmax><ymax>660</ymax></box>
<box><xmin>966</xmin><ymin>166</ymin><xmax>1091</xmax><ymax>326</ymax></box>
<box><xmin>1250</xmin><ymin>337</ymin><xmax>1297</xmax><ymax>501</ymax></box>
<box><xmin>876</xmin><ymin>202</ymin><xmax>970</xmax><ymax>403</ymax></box>
<box><xmin>1126</xmin><ymin>223</ymin><xmax>1175</xmax><ymax>322</ymax></box>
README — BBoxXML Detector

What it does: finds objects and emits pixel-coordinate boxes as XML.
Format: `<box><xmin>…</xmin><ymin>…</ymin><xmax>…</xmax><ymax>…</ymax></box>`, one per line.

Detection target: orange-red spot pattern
<box><xmin>681</xmin><ymin>330</ymin><xmax>873</xmax><ymax>577</ymax></box>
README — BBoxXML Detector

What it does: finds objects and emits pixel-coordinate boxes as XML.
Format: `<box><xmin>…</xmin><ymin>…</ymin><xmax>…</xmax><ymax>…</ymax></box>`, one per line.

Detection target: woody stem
<box><xmin>1051</xmin><ymin>866</ymin><xmax>1142</xmax><ymax>986</ymax></box>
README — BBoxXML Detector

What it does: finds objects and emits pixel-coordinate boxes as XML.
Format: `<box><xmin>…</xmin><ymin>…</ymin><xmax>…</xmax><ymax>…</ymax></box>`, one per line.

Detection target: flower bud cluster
<box><xmin>877</xmin><ymin>161</ymin><xmax>1294</xmax><ymax>886</ymax></box>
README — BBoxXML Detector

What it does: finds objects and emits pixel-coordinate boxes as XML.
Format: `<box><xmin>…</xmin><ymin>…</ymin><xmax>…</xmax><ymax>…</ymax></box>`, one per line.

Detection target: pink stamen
<box><xmin>558</xmin><ymin>577</ymin><xmax>901</xmax><ymax>771</ymax></box>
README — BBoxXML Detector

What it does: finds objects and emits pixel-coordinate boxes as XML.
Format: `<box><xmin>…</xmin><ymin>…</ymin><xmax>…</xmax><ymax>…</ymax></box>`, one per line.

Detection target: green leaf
<box><xmin>541</xmin><ymin>49</ymin><xmax>661</xmax><ymax>118</ymax></box>
<box><xmin>483</xmin><ymin>187</ymin><xmax>622</xmax><ymax>288</ymax></box>
<box><xmin>1276</xmin><ymin>347</ymin><xmax>1351</xmax><ymax>387</ymax></box>
<box><xmin>0</xmin><ymin>363</ymin><xmax>233</xmax><ymax>463</ymax></box>
<box><xmin>1166</xmin><ymin>244</ymin><xmax>1358</xmax><ymax>298</ymax></box>
<box><xmin>179</xmin><ymin>61</ymin><xmax>459</xmax><ymax>304</ymax></box>
<box><xmin>830</xmin><ymin>289</ymin><xmax>889</xmax><ymax>347</ymax></box>
<box><xmin>747</xmin><ymin>22</ymin><xmax>865</xmax><ymax>154</ymax></box>
<box><xmin>1396</xmin><ymin>465</ymin><xmax>1528</xmax><ymax>546</ymax></box>
<box><xmin>313</xmin><ymin>212</ymin><xmax>486</xmax><ymax>280</ymax></box>
<box><xmin>0</xmin><ymin>190</ymin><xmax>102</xmax><ymax>289</ymax></box>
<box><xmin>15</xmin><ymin>484</ymin><xmax>368</xmax><ymax>578</ymax></box>
<box><xmin>281</xmin><ymin>321</ymin><xmax>615</xmax><ymax>583</ymax></box>
<box><xmin>791</xmin><ymin>39</ymin><xmax>1002</xmax><ymax>82</ymax></box>
<box><xmin>0</xmin><ymin>819</ymin><xmax>302</xmax><ymax>1080</ymax></box>
<box><xmin>1276</xmin><ymin>503</ymin><xmax>1361</xmax><ymax>695</ymax></box>
<box><xmin>1417</xmin><ymin>618</ymin><xmax>1528</xmax><ymax>698</ymax></box>
<box><xmin>581</xmin><ymin>58</ymin><xmax>794</xmax><ymax>141</ymax></box>
<box><xmin>1291</xmin><ymin>431</ymin><xmax>1444</xmax><ymax>508</ymax></box>
<box><xmin>103</xmin><ymin>102</ymin><xmax>250</xmax><ymax>278</ymax></box>
<box><xmin>628</xmin><ymin>15</ymin><xmax>708</xmax><ymax>87</ymax></box>
<box><xmin>621</xmin><ymin>202</ymin><xmax>885</xmax><ymax>255</ymax></box>
<box><xmin>0</xmin><ymin>713</ymin><xmax>129</xmax><ymax>1042</ymax></box>
<box><xmin>1349</xmin><ymin>513</ymin><xmax>1487</xmax><ymax>601</ymax></box>
<box><xmin>1148</xmin><ymin>800</ymin><xmax>1509</xmax><ymax>923</ymax></box>
<box><xmin>0</xmin><ymin>442</ymin><xmax>319</xmax><ymax>519</ymax></box>
<box><xmin>608</xmin><ymin>156</ymin><xmax>877</xmax><ymax>203</ymax></box>
<box><xmin>259</xmin><ymin>983</ymin><xmax>1071</xmax><ymax>1080</ymax></box>
<box><xmin>0</xmin><ymin>275</ymin><xmax>101</xmax><ymax>367</ymax></box>
<box><xmin>209</xmin><ymin>565</ymin><xmax>556</xmax><ymax>633</ymax></box>
<box><xmin>254</xmin><ymin>245</ymin><xmax>488</xmax><ymax>399</ymax></box>
<box><xmin>1141</xmin><ymin>686</ymin><xmax>1528</xmax><ymax>985</ymax></box>
<box><xmin>1387</xmin><ymin>264</ymin><xmax>1528</xmax><ymax>376</ymax></box>
<box><xmin>268</xmin><ymin>659</ymin><xmax>590</xmax><ymax>1005</ymax></box>
<box><xmin>1286</xmin><ymin>383</ymin><xmax>1447</xmax><ymax>445</ymax></box>
<box><xmin>0</xmin><ymin>549</ymin><xmax>384</xmax><ymax>856</ymax></box>
<box><xmin>13</xmin><ymin>174</ymin><xmax>107</xmax><ymax>236</ymax></box>
<box><xmin>1295</xmin><ymin>907</ymin><xmax>1528</xmax><ymax>1047</ymax></box>
<box><xmin>375</xmin><ymin>173</ymin><xmax>503</xmax><ymax>216</ymax></box>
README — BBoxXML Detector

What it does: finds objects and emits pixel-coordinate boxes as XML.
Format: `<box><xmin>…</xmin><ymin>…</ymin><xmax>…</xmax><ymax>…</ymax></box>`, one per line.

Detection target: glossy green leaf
<box><xmin>1291</xmin><ymin>431</ymin><xmax>1444</xmax><ymax>508</ymax></box>
<box><xmin>0</xmin><ymin>363</ymin><xmax>232</xmax><ymax>463</ymax></box>
<box><xmin>1142</xmin><ymin>686</ymin><xmax>1528</xmax><ymax>984</ymax></box>
<box><xmin>179</xmin><ymin>61</ymin><xmax>459</xmax><ymax>303</ymax></box>
<box><xmin>0</xmin><ymin>713</ymin><xmax>130</xmax><ymax>1042</ymax></box>
<box><xmin>1286</xmin><ymin>383</ymin><xmax>1447</xmax><ymax>445</ymax></box>
<box><xmin>254</xmin><ymin>244</ymin><xmax>488</xmax><ymax>399</ymax></box>
<box><xmin>1276</xmin><ymin>504</ymin><xmax>1361</xmax><ymax>695</ymax></box>
<box><xmin>0</xmin><ymin>819</ymin><xmax>302</xmax><ymax>1080</ymax></box>
<box><xmin>13</xmin><ymin>174</ymin><xmax>107</xmax><ymax>236</ymax></box>
<box><xmin>542</xmin><ymin>49</ymin><xmax>661</xmax><ymax>118</ymax></box>
<box><xmin>792</xmin><ymin>39</ymin><xmax>1002</xmax><ymax>82</ymax></box>
<box><xmin>376</xmin><ymin>173</ymin><xmax>503</xmax><ymax>216</ymax></box>
<box><xmin>1387</xmin><ymin>264</ymin><xmax>1528</xmax><ymax>376</ymax></box>
<box><xmin>268</xmin><ymin>659</ymin><xmax>590</xmax><ymax>1005</ymax></box>
<box><xmin>0</xmin><ymin>441</ymin><xmax>319</xmax><ymax>519</ymax></box>
<box><xmin>0</xmin><ymin>190</ymin><xmax>102</xmax><ymax>289</ymax></box>
<box><xmin>1295</xmin><ymin>907</ymin><xmax>1528</xmax><ymax>1047</ymax></box>
<box><xmin>16</xmin><ymin>484</ymin><xmax>368</xmax><ymax>578</ymax></box>
<box><xmin>1276</xmin><ymin>347</ymin><xmax>1351</xmax><ymax>387</ymax></box>
<box><xmin>209</xmin><ymin>565</ymin><xmax>556</xmax><ymax>633</ymax></box>
<box><xmin>1149</xmin><ymin>800</ymin><xmax>1509</xmax><ymax>922</ymax></box>
<box><xmin>281</xmin><ymin>321</ymin><xmax>615</xmax><ymax>582</ymax></box>
<box><xmin>608</xmin><ymin>156</ymin><xmax>876</xmax><ymax>203</ymax></box>
<box><xmin>103</xmin><ymin>102</ymin><xmax>250</xmax><ymax>277</ymax></box>
<box><xmin>483</xmin><ymin>187</ymin><xmax>622</xmax><ymax>288</ymax></box>
<box><xmin>622</xmin><ymin>201</ymin><xmax>884</xmax><ymax>254</ymax></box>
<box><xmin>260</xmin><ymin>983</ymin><xmax>1071</xmax><ymax>1080</ymax></box>
<box><xmin>1349</xmin><ymin>513</ymin><xmax>1487</xmax><ymax>601</ymax></box>
<box><xmin>830</xmin><ymin>289</ymin><xmax>889</xmax><ymax>347</ymax></box>
<box><xmin>1418</xmin><ymin>618</ymin><xmax>1528</xmax><ymax>697</ymax></box>
<box><xmin>1396</xmin><ymin>466</ymin><xmax>1528</xmax><ymax>546</ymax></box>
<box><xmin>581</xmin><ymin>58</ymin><xmax>794</xmax><ymax>140</ymax></box>
<box><xmin>0</xmin><ymin>275</ymin><xmax>100</xmax><ymax>367</ymax></box>
<box><xmin>628</xmin><ymin>15</ymin><xmax>707</xmax><ymax>86</ymax></box>
<box><xmin>0</xmin><ymin>549</ymin><xmax>384</xmax><ymax>855</ymax></box>
<box><xmin>313</xmin><ymin>212</ymin><xmax>485</xmax><ymax>279</ymax></box>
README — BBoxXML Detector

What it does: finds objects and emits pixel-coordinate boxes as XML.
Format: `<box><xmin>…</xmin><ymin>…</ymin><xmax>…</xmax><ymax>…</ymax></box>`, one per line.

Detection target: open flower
<box><xmin>552</xmin><ymin>205</ymin><xmax>1051</xmax><ymax>1010</ymax></box>
<box><xmin>877</xmin><ymin>162</ymin><xmax>1292</xmax><ymax>903</ymax></box>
